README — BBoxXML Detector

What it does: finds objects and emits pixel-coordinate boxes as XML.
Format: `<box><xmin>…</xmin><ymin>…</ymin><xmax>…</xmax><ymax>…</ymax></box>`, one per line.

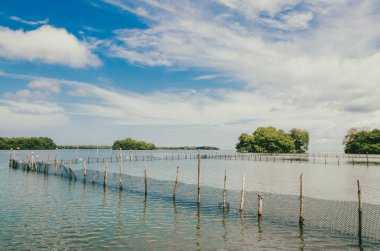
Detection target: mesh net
<box><xmin>9</xmin><ymin>159</ymin><xmax>380</xmax><ymax>244</ymax></box>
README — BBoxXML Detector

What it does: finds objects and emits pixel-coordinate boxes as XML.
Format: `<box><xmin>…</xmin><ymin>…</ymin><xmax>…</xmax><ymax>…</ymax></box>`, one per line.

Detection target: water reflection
<box><xmin>196</xmin><ymin>205</ymin><xmax>201</xmax><ymax>249</ymax></box>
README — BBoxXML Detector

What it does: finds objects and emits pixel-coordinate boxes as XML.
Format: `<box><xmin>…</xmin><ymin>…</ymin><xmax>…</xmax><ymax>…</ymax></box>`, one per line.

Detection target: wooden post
<box><xmin>258</xmin><ymin>193</ymin><xmax>263</xmax><ymax>216</ymax></box>
<box><xmin>357</xmin><ymin>180</ymin><xmax>363</xmax><ymax>245</ymax></box>
<box><xmin>144</xmin><ymin>166</ymin><xmax>148</xmax><ymax>197</ymax></box>
<box><xmin>173</xmin><ymin>166</ymin><xmax>179</xmax><ymax>200</ymax></box>
<box><xmin>103</xmin><ymin>160</ymin><xmax>108</xmax><ymax>188</ymax></box>
<box><xmin>299</xmin><ymin>173</ymin><xmax>305</xmax><ymax>224</ymax></box>
<box><xmin>31</xmin><ymin>152</ymin><xmax>34</xmax><ymax>171</ymax></box>
<box><xmin>119</xmin><ymin>149</ymin><xmax>123</xmax><ymax>190</ymax></box>
<box><xmin>197</xmin><ymin>152</ymin><xmax>201</xmax><ymax>205</ymax></box>
<box><xmin>83</xmin><ymin>160</ymin><xmax>87</xmax><ymax>180</ymax></box>
<box><xmin>92</xmin><ymin>170</ymin><xmax>96</xmax><ymax>184</ymax></box>
<box><xmin>239</xmin><ymin>174</ymin><xmax>245</xmax><ymax>213</ymax></box>
<box><xmin>223</xmin><ymin>169</ymin><xmax>227</xmax><ymax>210</ymax></box>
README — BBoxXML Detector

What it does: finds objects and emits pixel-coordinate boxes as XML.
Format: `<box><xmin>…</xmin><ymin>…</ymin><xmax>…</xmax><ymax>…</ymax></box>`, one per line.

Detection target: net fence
<box><xmin>9</xmin><ymin>159</ymin><xmax>380</xmax><ymax>244</ymax></box>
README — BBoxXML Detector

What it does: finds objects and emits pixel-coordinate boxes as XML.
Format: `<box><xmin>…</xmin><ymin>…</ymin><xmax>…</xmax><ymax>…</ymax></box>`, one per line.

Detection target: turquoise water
<box><xmin>1</xmin><ymin>150</ymin><xmax>380</xmax><ymax>250</ymax></box>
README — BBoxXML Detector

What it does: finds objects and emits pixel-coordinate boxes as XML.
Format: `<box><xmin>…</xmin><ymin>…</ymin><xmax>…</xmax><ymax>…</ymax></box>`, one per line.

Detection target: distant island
<box><xmin>0</xmin><ymin>137</ymin><xmax>57</xmax><ymax>150</ymax></box>
<box><xmin>343</xmin><ymin>128</ymin><xmax>380</xmax><ymax>154</ymax></box>
<box><xmin>236</xmin><ymin>127</ymin><xmax>309</xmax><ymax>153</ymax></box>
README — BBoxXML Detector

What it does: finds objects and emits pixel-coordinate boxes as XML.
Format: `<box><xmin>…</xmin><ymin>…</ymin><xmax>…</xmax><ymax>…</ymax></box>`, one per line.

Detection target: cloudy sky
<box><xmin>0</xmin><ymin>0</ymin><xmax>379</xmax><ymax>151</ymax></box>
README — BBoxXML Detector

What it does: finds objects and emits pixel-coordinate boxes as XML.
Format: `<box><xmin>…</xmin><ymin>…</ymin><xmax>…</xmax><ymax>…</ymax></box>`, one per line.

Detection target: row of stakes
<box><xmin>10</xmin><ymin>153</ymin><xmax>364</xmax><ymax>235</ymax></box>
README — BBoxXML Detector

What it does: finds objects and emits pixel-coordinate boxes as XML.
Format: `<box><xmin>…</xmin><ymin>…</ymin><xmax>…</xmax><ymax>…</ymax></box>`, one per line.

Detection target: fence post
<box><xmin>258</xmin><ymin>193</ymin><xmax>263</xmax><ymax>216</ymax></box>
<box><xmin>197</xmin><ymin>152</ymin><xmax>201</xmax><ymax>205</ymax></box>
<box><xmin>299</xmin><ymin>173</ymin><xmax>305</xmax><ymax>224</ymax></box>
<box><xmin>357</xmin><ymin>180</ymin><xmax>363</xmax><ymax>244</ymax></box>
<box><xmin>223</xmin><ymin>169</ymin><xmax>227</xmax><ymax>210</ymax></box>
<box><xmin>144</xmin><ymin>166</ymin><xmax>148</xmax><ymax>197</ymax></box>
<box><xmin>103</xmin><ymin>160</ymin><xmax>108</xmax><ymax>188</ymax></box>
<box><xmin>83</xmin><ymin>160</ymin><xmax>87</xmax><ymax>180</ymax></box>
<box><xmin>173</xmin><ymin>166</ymin><xmax>179</xmax><ymax>200</ymax></box>
<box><xmin>119</xmin><ymin>149</ymin><xmax>123</xmax><ymax>190</ymax></box>
<box><xmin>239</xmin><ymin>174</ymin><xmax>245</xmax><ymax>213</ymax></box>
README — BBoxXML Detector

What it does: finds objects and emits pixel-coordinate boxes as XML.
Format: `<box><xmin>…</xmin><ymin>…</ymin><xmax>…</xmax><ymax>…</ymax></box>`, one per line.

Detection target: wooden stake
<box><xmin>144</xmin><ymin>166</ymin><xmax>147</xmax><ymax>197</ymax></box>
<box><xmin>197</xmin><ymin>153</ymin><xmax>201</xmax><ymax>205</ymax></box>
<box><xmin>83</xmin><ymin>160</ymin><xmax>87</xmax><ymax>180</ymax></box>
<box><xmin>173</xmin><ymin>166</ymin><xmax>179</xmax><ymax>200</ymax></box>
<box><xmin>223</xmin><ymin>169</ymin><xmax>227</xmax><ymax>210</ymax></box>
<box><xmin>103</xmin><ymin>160</ymin><xmax>108</xmax><ymax>188</ymax></box>
<box><xmin>119</xmin><ymin>149</ymin><xmax>123</xmax><ymax>190</ymax></box>
<box><xmin>258</xmin><ymin>193</ymin><xmax>263</xmax><ymax>216</ymax></box>
<box><xmin>239</xmin><ymin>174</ymin><xmax>245</xmax><ymax>212</ymax></box>
<box><xmin>299</xmin><ymin>173</ymin><xmax>305</xmax><ymax>224</ymax></box>
<box><xmin>357</xmin><ymin>180</ymin><xmax>363</xmax><ymax>245</ymax></box>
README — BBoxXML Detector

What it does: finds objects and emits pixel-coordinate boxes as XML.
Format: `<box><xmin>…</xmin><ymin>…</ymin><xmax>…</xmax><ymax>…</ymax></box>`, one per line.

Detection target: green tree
<box><xmin>235</xmin><ymin>133</ymin><xmax>254</xmax><ymax>152</ymax></box>
<box><xmin>0</xmin><ymin>137</ymin><xmax>57</xmax><ymax>150</ymax></box>
<box><xmin>112</xmin><ymin>138</ymin><xmax>156</xmax><ymax>150</ymax></box>
<box><xmin>236</xmin><ymin>126</ymin><xmax>310</xmax><ymax>153</ymax></box>
<box><xmin>289</xmin><ymin>128</ymin><xmax>309</xmax><ymax>153</ymax></box>
<box><xmin>344</xmin><ymin>128</ymin><xmax>380</xmax><ymax>154</ymax></box>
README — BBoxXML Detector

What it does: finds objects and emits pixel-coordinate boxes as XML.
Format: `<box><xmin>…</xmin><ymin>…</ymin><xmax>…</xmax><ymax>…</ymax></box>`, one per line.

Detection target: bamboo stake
<box><xmin>173</xmin><ymin>166</ymin><xmax>179</xmax><ymax>200</ymax></box>
<box><xmin>31</xmin><ymin>152</ymin><xmax>34</xmax><ymax>171</ymax></box>
<box><xmin>197</xmin><ymin>152</ymin><xmax>201</xmax><ymax>205</ymax></box>
<box><xmin>144</xmin><ymin>166</ymin><xmax>147</xmax><ymax>197</ymax></box>
<box><xmin>223</xmin><ymin>169</ymin><xmax>227</xmax><ymax>210</ymax></box>
<box><xmin>119</xmin><ymin>149</ymin><xmax>123</xmax><ymax>190</ymax></box>
<box><xmin>103</xmin><ymin>160</ymin><xmax>108</xmax><ymax>188</ymax></box>
<box><xmin>83</xmin><ymin>160</ymin><xmax>87</xmax><ymax>180</ymax></box>
<box><xmin>239</xmin><ymin>174</ymin><xmax>245</xmax><ymax>213</ymax></box>
<box><xmin>357</xmin><ymin>180</ymin><xmax>363</xmax><ymax>245</ymax></box>
<box><xmin>299</xmin><ymin>173</ymin><xmax>305</xmax><ymax>224</ymax></box>
<box><xmin>258</xmin><ymin>193</ymin><xmax>263</xmax><ymax>216</ymax></box>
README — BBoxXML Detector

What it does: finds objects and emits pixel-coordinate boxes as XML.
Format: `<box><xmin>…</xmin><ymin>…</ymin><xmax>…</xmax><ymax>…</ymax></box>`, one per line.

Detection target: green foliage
<box><xmin>289</xmin><ymin>128</ymin><xmax>309</xmax><ymax>153</ymax></box>
<box><xmin>344</xmin><ymin>128</ymin><xmax>380</xmax><ymax>154</ymax></box>
<box><xmin>112</xmin><ymin>138</ymin><xmax>156</xmax><ymax>150</ymax></box>
<box><xmin>0</xmin><ymin>137</ymin><xmax>57</xmax><ymax>150</ymax></box>
<box><xmin>236</xmin><ymin>127</ymin><xmax>309</xmax><ymax>153</ymax></box>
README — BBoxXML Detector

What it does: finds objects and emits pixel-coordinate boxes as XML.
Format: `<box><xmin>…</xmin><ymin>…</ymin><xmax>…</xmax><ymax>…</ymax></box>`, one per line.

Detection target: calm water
<box><xmin>1</xmin><ymin>150</ymin><xmax>380</xmax><ymax>250</ymax></box>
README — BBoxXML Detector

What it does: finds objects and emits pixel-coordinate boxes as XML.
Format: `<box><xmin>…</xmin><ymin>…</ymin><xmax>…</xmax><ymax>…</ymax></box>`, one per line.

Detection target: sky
<box><xmin>0</xmin><ymin>0</ymin><xmax>379</xmax><ymax>151</ymax></box>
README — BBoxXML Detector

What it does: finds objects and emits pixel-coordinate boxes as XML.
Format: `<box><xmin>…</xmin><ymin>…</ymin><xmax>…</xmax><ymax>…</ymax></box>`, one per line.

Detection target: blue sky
<box><xmin>0</xmin><ymin>0</ymin><xmax>379</xmax><ymax>151</ymax></box>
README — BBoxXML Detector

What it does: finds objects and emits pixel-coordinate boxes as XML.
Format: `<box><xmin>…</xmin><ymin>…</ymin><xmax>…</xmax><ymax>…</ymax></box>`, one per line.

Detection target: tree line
<box><xmin>343</xmin><ymin>128</ymin><xmax>380</xmax><ymax>154</ymax></box>
<box><xmin>236</xmin><ymin>127</ymin><xmax>309</xmax><ymax>153</ymax></box>
<box><xmin>0</xmin><ymin>137</ymin><xmax>57</xmax><ymax>150</ymax></box>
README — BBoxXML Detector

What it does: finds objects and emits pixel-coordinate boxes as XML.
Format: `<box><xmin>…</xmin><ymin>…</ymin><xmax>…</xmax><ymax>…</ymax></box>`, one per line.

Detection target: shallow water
<box><xmin>1</xmin><ymin>150</ymin><xmax>380</xmax><ymax>250</ymax></box>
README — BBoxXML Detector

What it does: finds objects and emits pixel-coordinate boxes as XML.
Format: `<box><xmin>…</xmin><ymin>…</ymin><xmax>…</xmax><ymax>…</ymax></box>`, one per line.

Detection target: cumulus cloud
<box><xmin>99</xmin><ymin>0</ymin><xmax>380</xmax><ymax>150</ymax></box>
<box><xmin>0</xmin><ymin>25</ymin><xmax>101</xmax><ymax>68</ymax></box>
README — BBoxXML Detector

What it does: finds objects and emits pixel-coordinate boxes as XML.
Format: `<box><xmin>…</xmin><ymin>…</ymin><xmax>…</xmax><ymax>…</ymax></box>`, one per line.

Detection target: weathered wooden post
<box><xmin>197</xmin><ymin>152</ymin><xmax>201</xmax><ymax>205</ymax></box>
<box><xmin>103</xmin><ymin>160</ymin><xmax>108</xmax><ymax>188</ymax></box>
<box><xmin>239</xmin><ymin>174</ymin><xmax>245</xmax><ymax>213</ymax></box>
<box><xmin>144</xmin><ymin>166</ymin><xmax>148</xmax><ymax>197</ymax></box>
<box><xmin>31</xmin><ymin>152</ymin><xmax>34</xmax><ymax>171</ymax></box>
<box><xmin>173</xmin><ymin>166</ymin><xmax>179</xmax><ymax>200</ymax></box>
<box><xmin>258</xmin><ymin>193</ymin><xmax>263</xmax><ymax>216</ymax></box>
<box><xmin>119</xmin><ymin>148</ymin><xmax>123</xmax><ymax>190</ymax></box>
<box><xmin>83</xmin><ymin>160</ymin><xmax>87</xmax><ymax>180</ymax></box>
<box><xmin>357</xmin><ymin>180</ymin><xmax>363</xmax><ymax>244</ymax></box>
<box><xmin>299</xmin><ymin>173</ymin><xmax>305</xmax><ymax>224</ymax></box>
<box><xmin>223</xmin><ymin>169</ymin><xmax>227</xmax><ymax>210</ymax></box>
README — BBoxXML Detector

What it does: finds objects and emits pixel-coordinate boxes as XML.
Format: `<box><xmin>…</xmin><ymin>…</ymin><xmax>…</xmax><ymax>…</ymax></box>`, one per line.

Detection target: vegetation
<box><xmin>236</xmin><ymin>127</ymin><xmax>309</xmax><ymax>153</ymax></box>
<box><xmin>343</xmin><ymin>128</ymin><xmax>380</xmax><ymax>154</ymax></box>
<box><xmin>0</xmin><ymin>137</ymin><xmax>57</xmax><ymax>150</ymax></box>
<box><xmin>59</xmin><ymin>145</ymin><xmax>111</xmax><ymax>149</ymax></box>
<box><xmin>112</xmin><ymin>138</ymin><xmax>156</xmax><ymax>150</ymax></box>
<box><xmin>157</xmin><ymin>146</ymin><xmax>219</xmax><ymax>150</ymax></box>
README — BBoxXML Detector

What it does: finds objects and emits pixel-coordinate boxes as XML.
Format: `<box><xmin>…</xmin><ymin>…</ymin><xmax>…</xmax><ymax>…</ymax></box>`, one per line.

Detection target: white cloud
<box><xmin>193</xmin><ymin>74</ymin><xmax>217</xmax><ymax>80</ymax></box>
<box><xmin>10</xmin><ymin>16</ymin><xmax>49</xmax><ymax>26</ymax></box>
<box><xmin>98</xmin><ymin>0</ymin><xmax>380</xmax><ymax>150</ymax></box>
<box><xmin>0</xmin><ymin>25</ymin><xmax>101</xmax><ymax>68</ymax></box>
<box><xmin>28</xmin><ymin>79</ymin><xmax>61</xmax><ymax>94</ymax></box>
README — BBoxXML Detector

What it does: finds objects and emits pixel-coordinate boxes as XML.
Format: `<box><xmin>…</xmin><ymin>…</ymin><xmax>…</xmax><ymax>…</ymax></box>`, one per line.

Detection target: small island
<box><xmin>343</xmin><ymin>128</ymin><xmax>380</xmax><ymax>154</ymax></box>
<box><xmin>236</xmin><ymin>127</ymin><xmax>309</xmax><ymax>153</ymax></box>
